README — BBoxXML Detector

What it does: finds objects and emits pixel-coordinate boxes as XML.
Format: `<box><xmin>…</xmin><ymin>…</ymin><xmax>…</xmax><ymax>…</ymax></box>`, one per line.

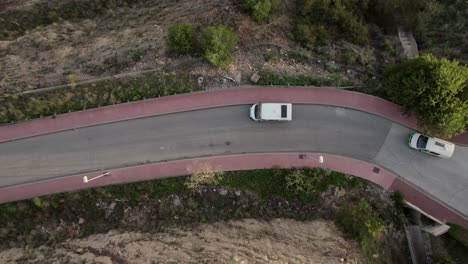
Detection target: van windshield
<box><xmin>281</xmin><ymin>105</ymin><xmax>287</xmax><ymax>118</ymax></box>
<box><xmin>417</xmin><ymin>135</ymin><xmax>429</xmax><ymax>149</ymax></box>
<box><xmin>255</xmin><ymin>104</ymin><xmax>261</xmax><ymax>119</ymax></box>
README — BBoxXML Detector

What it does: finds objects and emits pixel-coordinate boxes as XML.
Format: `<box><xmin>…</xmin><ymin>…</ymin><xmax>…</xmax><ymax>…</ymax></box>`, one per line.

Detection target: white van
<box><xmin>408</xmin><ymin>133</ymin><xmax>455</xmax><ymax>158</ymax></box>
<box><xmin>250</xmin><ymin>103</ymin><xmax>292</xmax><ymax>121</ymax></box>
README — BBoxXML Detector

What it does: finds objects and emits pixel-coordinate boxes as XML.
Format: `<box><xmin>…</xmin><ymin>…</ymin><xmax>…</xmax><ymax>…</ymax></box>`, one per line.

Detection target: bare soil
<box><xmin>0</xmin><ymin>0</ymin><xmax>357</xmax><ymax>94</ymax></box>
<box><xmin>0</xmin><ymin>219</ymin><xmax>362</xmax><ymax>264</ymax></box>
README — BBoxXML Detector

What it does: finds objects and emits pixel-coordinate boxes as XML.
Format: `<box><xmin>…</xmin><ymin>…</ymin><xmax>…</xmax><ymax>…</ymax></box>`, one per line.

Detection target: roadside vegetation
<box><xmin>383</xmin><ymin>54</ymin><xmax>468</xmax><ymax>138</ymax></box>
<box><xmin>431</xmin><ymin>224</ymin><xmax>468</xmax><ymax>264</ymax></box>
<box><xmin>0</xmin><ymin>72</ymin><xmax>198</xmax><ymax>124</ymax></box>
<box><xmin>255</xmin><ymin>70</ymin><xmax>356</xmax><ymax>87</ymax></box>
<box><xmin>0</xmin><ymin>167</ymin><xmax>409</xmax><ymax>263</ymax></box>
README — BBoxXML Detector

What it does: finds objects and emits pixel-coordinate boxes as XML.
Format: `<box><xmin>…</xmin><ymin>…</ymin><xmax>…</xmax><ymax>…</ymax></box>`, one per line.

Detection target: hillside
<box><xmin>0</xmin><ymin>219</ymin><xmax>362</xmax><ymax>263</ymax></box>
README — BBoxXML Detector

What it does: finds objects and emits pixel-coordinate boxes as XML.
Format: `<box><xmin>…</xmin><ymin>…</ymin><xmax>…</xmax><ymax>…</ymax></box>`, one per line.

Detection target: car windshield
<box><xmin>417</xmin><ymin>135</ymin><xmax>429</xmax><ymax>149</ymax></box>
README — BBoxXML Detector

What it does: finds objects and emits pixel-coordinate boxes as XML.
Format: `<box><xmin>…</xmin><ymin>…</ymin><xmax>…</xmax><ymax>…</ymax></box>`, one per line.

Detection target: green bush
<box><xmin>166</xmin><ymin>23</ymin><xmax>196</xmax><ymax>55</ymax></box>
<box><xmin>242</xmin><ymin>0</ymin><xmax>281</xmax><ymax>22</ymax></box>
<box><xmin>383</xmin><ymin>54</ymin><xmax>468</xmax><ymax>138</ymax></box>
<box><xmin>294</xmin><ymin>0</ymin><xmax>368</xmax><ymax>46</ymax></box>
<box><xmin>335</xmin><ymin>199</ymin><xmax>384</xmax><ymax>240</ymax></box>
<box><xmin>435</xmin><ymin>256</ymin><xmax>456</xmax><ymax>264</ymax></box>
<box><xmin>200</xmin><ymin>26</ymin><xmax>238</xmax><ymax>68</ymax></box>
<box><xmin>284</xmin><ymin>168</ymin><xmax>366</xmax><ymax>200</ymax></box>
<box><xmin>448</xmin><ymin>224</ymin><xmax>468</xmax><ymax>248</ymax></box>
<box><xmin>286</xmin><ymin>168</ymin><xmax>324</xmax><ymax>195</ymax></box>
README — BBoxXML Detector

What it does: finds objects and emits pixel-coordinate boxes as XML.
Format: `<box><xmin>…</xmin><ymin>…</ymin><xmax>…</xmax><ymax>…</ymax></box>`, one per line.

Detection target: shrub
<box><xmin>185</xmin><ymin>162</ymin><xmax>224</xmax><ymax>190</ymax></box>
<box><xmin>294</xmin><ymin>0</ymin><xmax>368</xmax><ymax>46</ymax></box>
<box><xmin>242</xmin><ymin>0</ymin><xmax>281</xmax><ymax>22</ymax></box>
<box><xmin>335</xmin><ymin>199</ymin><xmax>384</xmax><ymax>240</ymax></box>
<box><xmin>286</xmin><ymin>168</ymin><xmax>323</xmax><ymax>195</ymax></box>
<box><xmin>200</xmin><ymin>26</ymin><xmax>238</xmax><ymax>68</ymax></box>
<box><xmin>166</xmin><ymin>23</ymin><xmax>196</xmax><ymax>55</ymax></box>
<box><xmin>285</xmin><ymin>168</ymin><xmax>363</xmax><ymax>198</ymax></box>
<box><xmin>448</xmin><ymin>224</ymin><xmax>468</xmax><ymax>248</ymax></box>
<box><xmin>383</xmin><ymin>54</ymin><xmax>468</xmax><ymax>138</ymax></box>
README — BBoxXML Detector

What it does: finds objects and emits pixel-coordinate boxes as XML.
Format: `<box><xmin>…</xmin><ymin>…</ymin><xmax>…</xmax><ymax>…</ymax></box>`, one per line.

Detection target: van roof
<box><xmin>260</xmin><ymin>103</ymin><xmax>292</xmax><ymax>120</ymax></box>
<box><xmin>426</xmin><ymin>137</ymin><xmax>455</xmax><ymax>157</ymax></box>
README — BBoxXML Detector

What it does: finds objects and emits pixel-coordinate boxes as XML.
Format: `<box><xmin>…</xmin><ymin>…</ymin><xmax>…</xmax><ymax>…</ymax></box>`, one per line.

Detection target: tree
<box><xmin>384</xmin><ymin>54</ymin><xmax>468</xmax><ymax>138</ymax></box>
<box><xmin>166</xmin><ymin>23</ymin><xmax>196</xmax><ymax>55</ymax></box>
<box><xmin>200</xmin><ymin>26</ymin><xmax>238</xmax><ymax>68</ymax></box>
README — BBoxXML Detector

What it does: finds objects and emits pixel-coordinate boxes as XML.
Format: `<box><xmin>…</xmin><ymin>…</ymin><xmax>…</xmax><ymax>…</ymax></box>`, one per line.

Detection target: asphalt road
<box><xmin>0</xmin><ymin>105</ymin><xmax>467</xmax><ymax>216</ymax></box>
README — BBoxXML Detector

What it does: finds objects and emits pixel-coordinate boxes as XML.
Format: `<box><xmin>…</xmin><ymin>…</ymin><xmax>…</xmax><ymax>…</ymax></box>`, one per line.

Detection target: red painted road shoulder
<box><xmin>0</xmin><ymin>86</ymin><xmax>440</xmax><ymax>143</ymax></box>
<box><xmin>0</xmin><ymin>153</ymin><xmax>466</xmax><ymax>227</ymax></box>
<box><xmin>1</xmin><ymin>87</ymin><xmax>467</xmax><ymax>228</ymax></box>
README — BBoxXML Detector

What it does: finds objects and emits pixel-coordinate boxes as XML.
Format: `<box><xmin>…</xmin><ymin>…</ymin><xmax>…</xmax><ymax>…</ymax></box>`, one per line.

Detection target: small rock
<box><xmin>337</xmin><ymin>188</ymin><xmax>346</xmax><ymax>198</ymax></box>
<box><xmin>197</xmin><ymin>76</ymin><xmax>204</xmax><ymax>87</ymax></box>
<box><xmin>95</xmin><ymin>256</ymin><xmax>113</xmax><ymax>264</ymax></box>
<box><xmin>172</xmin><ymin>195</ymin><xmax>182</xmax><ymax>207</ymax></box>
<box><xmin>333</xmin><ymin>187</ymin><xmax>340</xmax><ymax>196</ymax></box>
<box><xmin>235</xmin><ymin>190</ymin><xmax>241</xmax><ymax>196</ymax></box>
<box><xmin>218</xmin><ymin>188</ymin><xmax>228</xmax><ymax>196</ymax></box>
<box><xmin>78</xmin><ymin>218</ymin><xmax>85</xmax><ymax>225</ymax></box>
<box><xmin>110</xmin><ymin>202</ymin><xmax>116</xmax><ymax>209</ymax></box>
<box><xmin>235</xmin><ymin>72</ymin><xmax>242</xmax><ymax>83</ymax></box>
<box><xmin>250</xmin><ymin>72</ymin><xmax>261</xmax><ymax>83</ymax></box>
<box><xmin>76</xmin><ymin>248</ymin><xmax>84</xmax><ymax>254</ymax></box>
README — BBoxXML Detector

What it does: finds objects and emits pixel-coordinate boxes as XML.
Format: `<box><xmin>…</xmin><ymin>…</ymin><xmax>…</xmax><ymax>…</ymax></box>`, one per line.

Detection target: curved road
<box><xmin>1</xmin><ymin>104</ymin><xmax>467</xmax><ymax>219</ymax></box>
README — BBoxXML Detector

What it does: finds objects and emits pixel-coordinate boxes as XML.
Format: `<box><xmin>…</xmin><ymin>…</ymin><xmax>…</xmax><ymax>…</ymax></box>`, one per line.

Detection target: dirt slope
<box><xmin>0</xmin><ymin>219</ymin><xmax>361</xmax><ymax>264</ymax></box>
<box><xmin>0</xmin><ymin>0</ymin><xmax>298</xmax><ymax>93</ymax></box>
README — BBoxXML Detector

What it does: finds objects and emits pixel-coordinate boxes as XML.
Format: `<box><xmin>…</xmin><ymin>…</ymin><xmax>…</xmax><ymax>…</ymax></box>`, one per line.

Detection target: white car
<box><xmin>250</xmin><ymin>103</ymin><xmax>292</xmax><ymax>121</ymax></box>
<box><xmin>408</xmin><ymin>133</ymin><xmax>455</xmax><ymax>158</ymax></box>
